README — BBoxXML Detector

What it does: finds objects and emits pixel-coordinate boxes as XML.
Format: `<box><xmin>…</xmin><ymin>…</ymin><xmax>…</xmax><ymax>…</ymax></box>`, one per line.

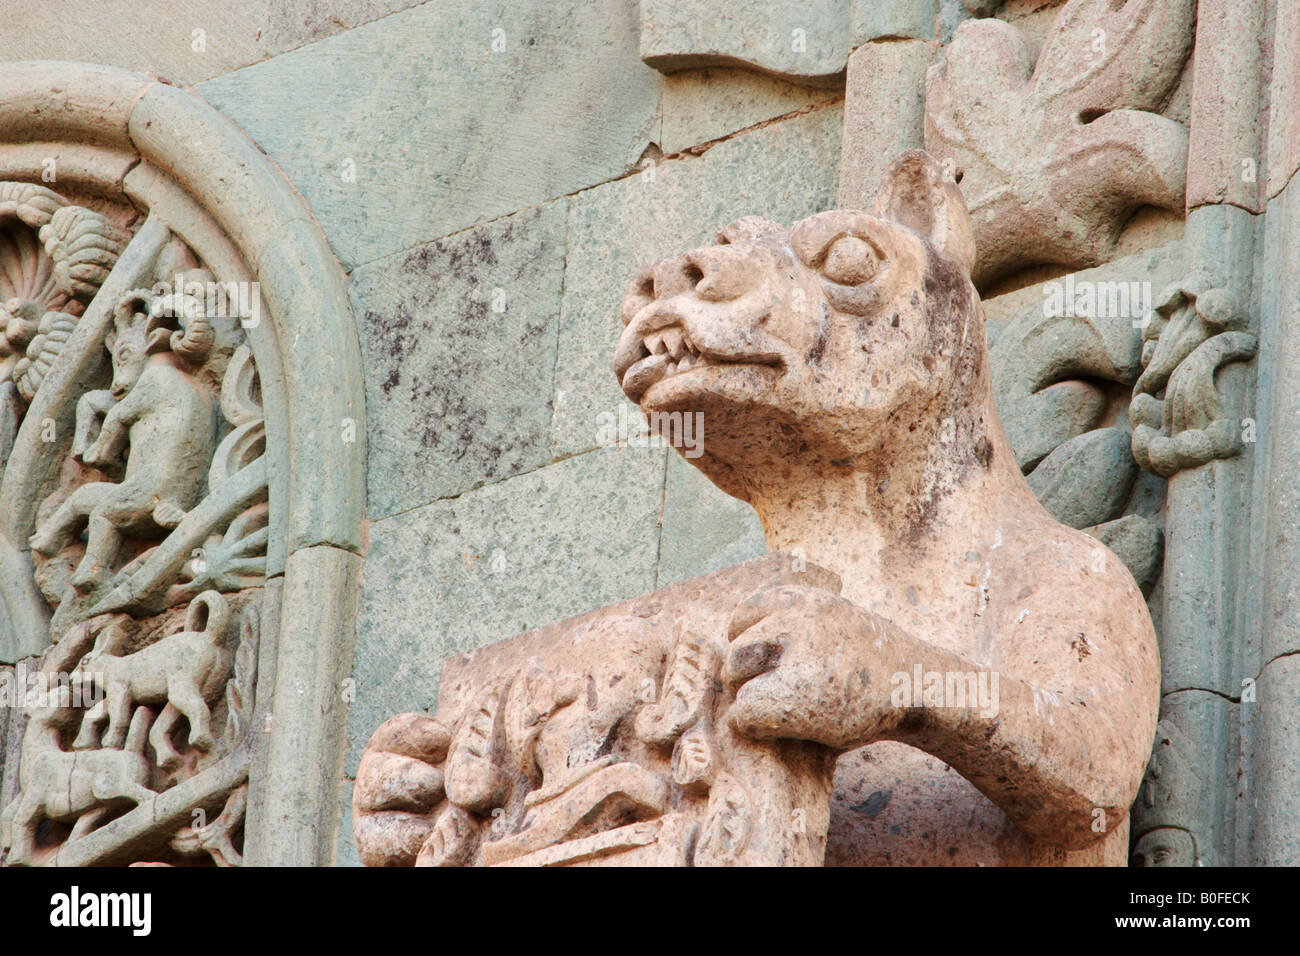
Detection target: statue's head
<box><xmin>615</xmin><ymin>151</ymin><xmax>986</xmax><ymax>503</ymax></box>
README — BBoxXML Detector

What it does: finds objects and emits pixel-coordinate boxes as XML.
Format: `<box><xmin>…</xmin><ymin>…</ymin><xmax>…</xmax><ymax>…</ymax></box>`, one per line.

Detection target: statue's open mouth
<box><xmin>619</xmin><ymin>322</ymin><xmax>781</xmax><ymax>403</ymax></box>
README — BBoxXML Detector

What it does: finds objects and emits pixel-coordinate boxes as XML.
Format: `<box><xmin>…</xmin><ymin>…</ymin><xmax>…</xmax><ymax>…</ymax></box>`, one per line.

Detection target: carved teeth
<box><xmin>645</xmin><ymin>332</ymin><xmax>667</xmax><ymax>355</ymax></box>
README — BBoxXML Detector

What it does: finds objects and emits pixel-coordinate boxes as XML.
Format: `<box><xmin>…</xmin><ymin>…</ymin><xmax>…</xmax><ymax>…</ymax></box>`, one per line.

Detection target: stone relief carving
<box><xmin>355</xmin><ymin>152</ymin><xmax>1161</xmax><ymax>866</ymax></box>
<box><xmin>0</xmin><ymin>61</ymin><xmax>364</xmax><ymax>867</ymax></box>
<box><xmin>1129</xmin><ymin>277</ymin><xmax>1256</xmax><ymax>477</ymax></box>
<box><xmin>0</xmin><ymin>182</ymin><xmax>128</xmax><ymax>466</ymax></box>
<box><xmin>989</xmin><ymin>276</ymin><xmax>1166</xmax><ymax>593</ymax></box>
<box><xmin>1</xmin><ymin>222</ymin><xmax>269</xmax><ymax>866</ymax></box>
<box><xmin>355</xmin><ymin>555</ymin><xmax>836</xmax><ymax>867</ymax></box>
<box><xmin>924</xmin><ymin>0</ymin><xmax>1195</xmax><ymax>285</ymax></box>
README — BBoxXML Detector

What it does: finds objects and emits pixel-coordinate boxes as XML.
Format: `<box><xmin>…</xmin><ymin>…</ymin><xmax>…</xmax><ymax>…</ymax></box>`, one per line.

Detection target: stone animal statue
<box><xmin>351</xmin><ymin>150</ymin><xmax>1160</xmax><ymax>866</ymax></box>
<box><xmin>29</xmin><ymin>282</ymin><xmax>217</xmax><ymax>593</ymax></box>
<box><xmin>1</xmin><ymin>703</ymin><xmax>156</xmax><ymax>866</ymax></box>
<box><xmin>613</xmin><ymin>150</ymin><xmax>1159</xmax><ymax>865</ymax></box>
<box><xmin>72</xmin><ymin>590</ymin><xmax>232</xmax><ymax>759</ymax></box>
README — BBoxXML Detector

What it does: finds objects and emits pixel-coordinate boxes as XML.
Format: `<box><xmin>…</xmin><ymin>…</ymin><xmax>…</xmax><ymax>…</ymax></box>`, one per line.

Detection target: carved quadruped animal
<box><xmin>2</xmin><ymin>703</ymin><xmax>156</xmax><ymax>867</ymax></box>
<box><xmin>351</xmin><ymin>150</ymin><xmax>1160</xmax><ymax>868</ymax></box>
<box><xmin>28</xmin><ymin>278</ymin><xmax>217</xmax><ymax>596</ymax></box>
<box><xmin>72</xmin><ymin>590</ymin><xmax>233</xmax><ymax>766</ymax></box>
<box><xmin>614</xmin><ymin>150</ymin><xmax>1160</xmax><ymax>866</ymax></box>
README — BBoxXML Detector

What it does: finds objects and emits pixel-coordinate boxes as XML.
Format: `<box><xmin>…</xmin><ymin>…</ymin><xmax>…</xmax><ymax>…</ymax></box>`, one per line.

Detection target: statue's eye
<box><xmin>822</xmin><ymin>236</ymin><xmax>880</xmax><ymax>285</ymax></box>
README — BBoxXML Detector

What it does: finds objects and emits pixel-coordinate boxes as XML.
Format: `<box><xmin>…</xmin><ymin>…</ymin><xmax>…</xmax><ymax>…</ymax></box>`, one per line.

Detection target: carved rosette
<box><xmin>0</xmin><ymin>62</ymin><xmax>364</xmax><ymax>868</ymax></box>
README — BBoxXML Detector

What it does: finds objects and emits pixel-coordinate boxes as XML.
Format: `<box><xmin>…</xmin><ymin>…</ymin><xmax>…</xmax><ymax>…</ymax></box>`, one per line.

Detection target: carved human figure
<box><xmin>29</xmin><ymin>280</ymin><xmax>217</xmax><ymax>593</ymax></box>
<box><xmin>613</xmin><ymin>150</ymin><xmax>1159</xmax><ymax>865</ymax></box>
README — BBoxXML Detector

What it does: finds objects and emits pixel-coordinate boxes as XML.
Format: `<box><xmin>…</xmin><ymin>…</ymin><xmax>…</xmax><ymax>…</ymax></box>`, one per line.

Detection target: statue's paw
<box><xmin>353</xmin><ymin>713</ymin><xmax>452</xmax><ymax>867</ymax></box>
<box><xmin>721</xmin><ymin>584</ymin><xmax>849</xmax><ymax>743</ymax></box>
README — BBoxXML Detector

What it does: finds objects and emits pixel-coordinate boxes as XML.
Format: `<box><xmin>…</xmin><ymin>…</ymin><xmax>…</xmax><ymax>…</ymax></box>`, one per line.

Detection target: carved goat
<box><xmin>29</xmin><ymin>283</ymin><xmax>217</xmax><ymax>593</ymax></box>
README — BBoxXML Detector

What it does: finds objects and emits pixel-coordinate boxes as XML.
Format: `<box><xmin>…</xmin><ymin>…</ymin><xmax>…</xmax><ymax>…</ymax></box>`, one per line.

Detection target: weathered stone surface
<box><xmin>657</xmin><ymin>450</ymin><xmax>766</xmax><ymax>588</ymax></box>
<box><xmin>658</xmin><ymin>68</ymin><xmax>839</xmax><ymax>156</ymax></box>
<box><xmin>551</xmin><ymin>103</ymin><xmax>842</xmax><ymax>460</ymax></box>
<box><xmin>1185</xmin><ymin>0</ymin><xmax>1266</xmax><ymax>211</ymax></box>
<box><xmin>0</xmin><ymin>1</ymin><xmax>273</xmax><ymax>86</ymax></box>
<box><xmin>640</xmin><ymin>0</ymin><xmax>850</xmax><ymax>86</ymax></box>
<box><xmin>356</xmin><ymin>151</ymin><xmax>1161</xmax><ymax>867</ymax></box>
<box><xmin>1267</xmin><ymin>0</ymin><xmax>1300</xmax><ymax>201</ymax></box>
<box><xmin>344</xmin><ymin>447</ymin><xmax>666</xmax><ymax>776</ymax></box>
<box><xmin>851</xmin><ymin>0</ymin><xmax>938</xmax><ymax>42</ymax></box>
<box><xmin>352</xmin><ymin>202</ymin><xmax>566</xmax><ymax>520</ymax></box>
<box><xmin>200</xmin><ymin>0</ymin><xmax>662</xmax><ymax>268</ymax></box>
<box><xmin>837</xmin><ymin>39</ymin><xmax>935</xmax><ymax>209</ymax></box>
<box><xmin>1249</xmin><ymin>654</ymin><xmax>1300</xmax><ymax>864</ymax></box>
<box><xmin>1084</xmin><ymin>514</ymin><xmax>1163</xmax><ymax>596</ymax></box>
<box><xmin>336</xmin><ymin>779</ymin><xmax>362</xmax><ymax>867</ymax></box>
<box><xmin>925</xmin><ymin>0</ymin><xmax>1196</xmax><ymax>285</ymax></box>
<box><xmin>1027</xmin><ymin>428</ymin><xmax>1138</xmax><ymax>530</ymax></box>
<box><xmin>260</xmin><ymin>0</ymin><xmax>429</xmax><ymax>54</ymax></box>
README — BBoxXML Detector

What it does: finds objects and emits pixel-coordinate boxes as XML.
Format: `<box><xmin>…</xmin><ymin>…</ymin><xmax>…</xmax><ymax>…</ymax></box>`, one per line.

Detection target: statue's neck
<box><xmin>745</xmin><ymin>391</ymin><xmax>1026</xmax><ymax>600</ymax></box>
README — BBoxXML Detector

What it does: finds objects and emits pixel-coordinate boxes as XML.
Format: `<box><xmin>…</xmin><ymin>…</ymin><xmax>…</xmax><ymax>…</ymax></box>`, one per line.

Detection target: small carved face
<box><xmin>615</xmin><ymin>194</ymin><xmax>980</xmax><ymax>495</ymax></box>
<box><xmin>1131</xmin><ymin>827</ymin><xmax>1196</xmax><ymax>867</ymax></box>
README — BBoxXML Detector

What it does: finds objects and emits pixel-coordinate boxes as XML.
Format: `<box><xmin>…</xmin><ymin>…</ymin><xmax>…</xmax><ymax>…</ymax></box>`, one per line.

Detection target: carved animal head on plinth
<box><xmin>615</xmin><ymin>151</ymin><xmax>991</xmax><ymax>506</ymax></box>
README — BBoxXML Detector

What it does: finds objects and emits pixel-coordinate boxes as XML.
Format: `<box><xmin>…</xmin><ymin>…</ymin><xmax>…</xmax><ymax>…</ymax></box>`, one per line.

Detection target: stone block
<box><xmin>851</xmin><ymin>0</ymin><xmax>938</xmax><ymax>42</ymax></box>
<box><xmin>1248</xmin><ymin>654</ymin><xmax>1300</xmax><ymax>864</ymax></box>
<box><xmin>344</xmin><ymin>446</ymin><xmax>667</xmax><ymax>775</ymax></box>
<box><xmin>837</xmin><ymin>39</ymin><xmax>935</xmax><ymax>208</ymax></box>
<box><xmin>658</xmin><ymin>67</ymin><xmax>839</xmax><ymax>156</ymax></box>
<box><xmin>261</xmin><ymin>0</ymin><xmax>429</xmax><ymax>54</ymax></box>
<box><xmin>199</xmin><ymin>0</ymin><xmax>662</xmax><ymax>268</ymax></box>
<box><xmin>657</xmin><ymin>451</ymin><xmax>765</xmax><ymax>587</ymax></box>
<box><xmin>550</xmin><ymin>103</ymin><xmax>842</xmax><ymax>460</ymax></box>
<box><xmin>0</xmin><ymin>1</ymin><xmax>273</xmax><ymax>86</ymax></box>
<box><xmin>640</xmin><ymin>0</ymin><xmax>850</xmax><ymax>86</ymax></box>
<box><xmin>352</xmin><ymin>202</ymin><xmax>566</xmax><ymax>519</ymax></box>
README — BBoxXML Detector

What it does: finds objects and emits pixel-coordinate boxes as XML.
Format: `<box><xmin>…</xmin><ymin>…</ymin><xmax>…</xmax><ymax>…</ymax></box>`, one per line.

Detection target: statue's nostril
<box><xmin>685</xmin><ymin>262</ymin><xmax>704</xmax><ymax>288</ymax></box>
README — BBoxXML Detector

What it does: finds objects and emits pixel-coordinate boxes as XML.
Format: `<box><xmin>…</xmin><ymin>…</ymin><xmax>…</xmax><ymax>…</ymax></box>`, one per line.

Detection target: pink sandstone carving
<box><xmin>354</xmin><ymin>151</ymin><xmax>1161</xmax><ymax>866</ymax></box>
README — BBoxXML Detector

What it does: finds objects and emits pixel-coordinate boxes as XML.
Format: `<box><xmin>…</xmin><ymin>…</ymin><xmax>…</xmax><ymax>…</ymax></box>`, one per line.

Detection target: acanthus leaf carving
<box><xmin>924</xmin><ymin>0</ymin><xmax>1196</xmax><ymax>285</ymax></box>
<box><xmin>1130</xmin><ymin>279</ymin><xmax>1257</xmax><ymax>477</ymax></box>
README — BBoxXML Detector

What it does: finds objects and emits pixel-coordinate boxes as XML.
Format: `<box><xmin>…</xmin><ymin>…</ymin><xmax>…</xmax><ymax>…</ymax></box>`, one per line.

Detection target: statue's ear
<box><xmin>872</xmin><ymin>150</ymin><xmax>975</xmax><ymax>277</ymax></box>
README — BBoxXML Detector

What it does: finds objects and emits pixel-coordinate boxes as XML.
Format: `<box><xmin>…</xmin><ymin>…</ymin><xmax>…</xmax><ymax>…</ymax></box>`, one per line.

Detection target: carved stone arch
<box><xmin>0</xmin><ymin>62</ymin><xmax>363</xmax><ymax>866</ymax></box>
